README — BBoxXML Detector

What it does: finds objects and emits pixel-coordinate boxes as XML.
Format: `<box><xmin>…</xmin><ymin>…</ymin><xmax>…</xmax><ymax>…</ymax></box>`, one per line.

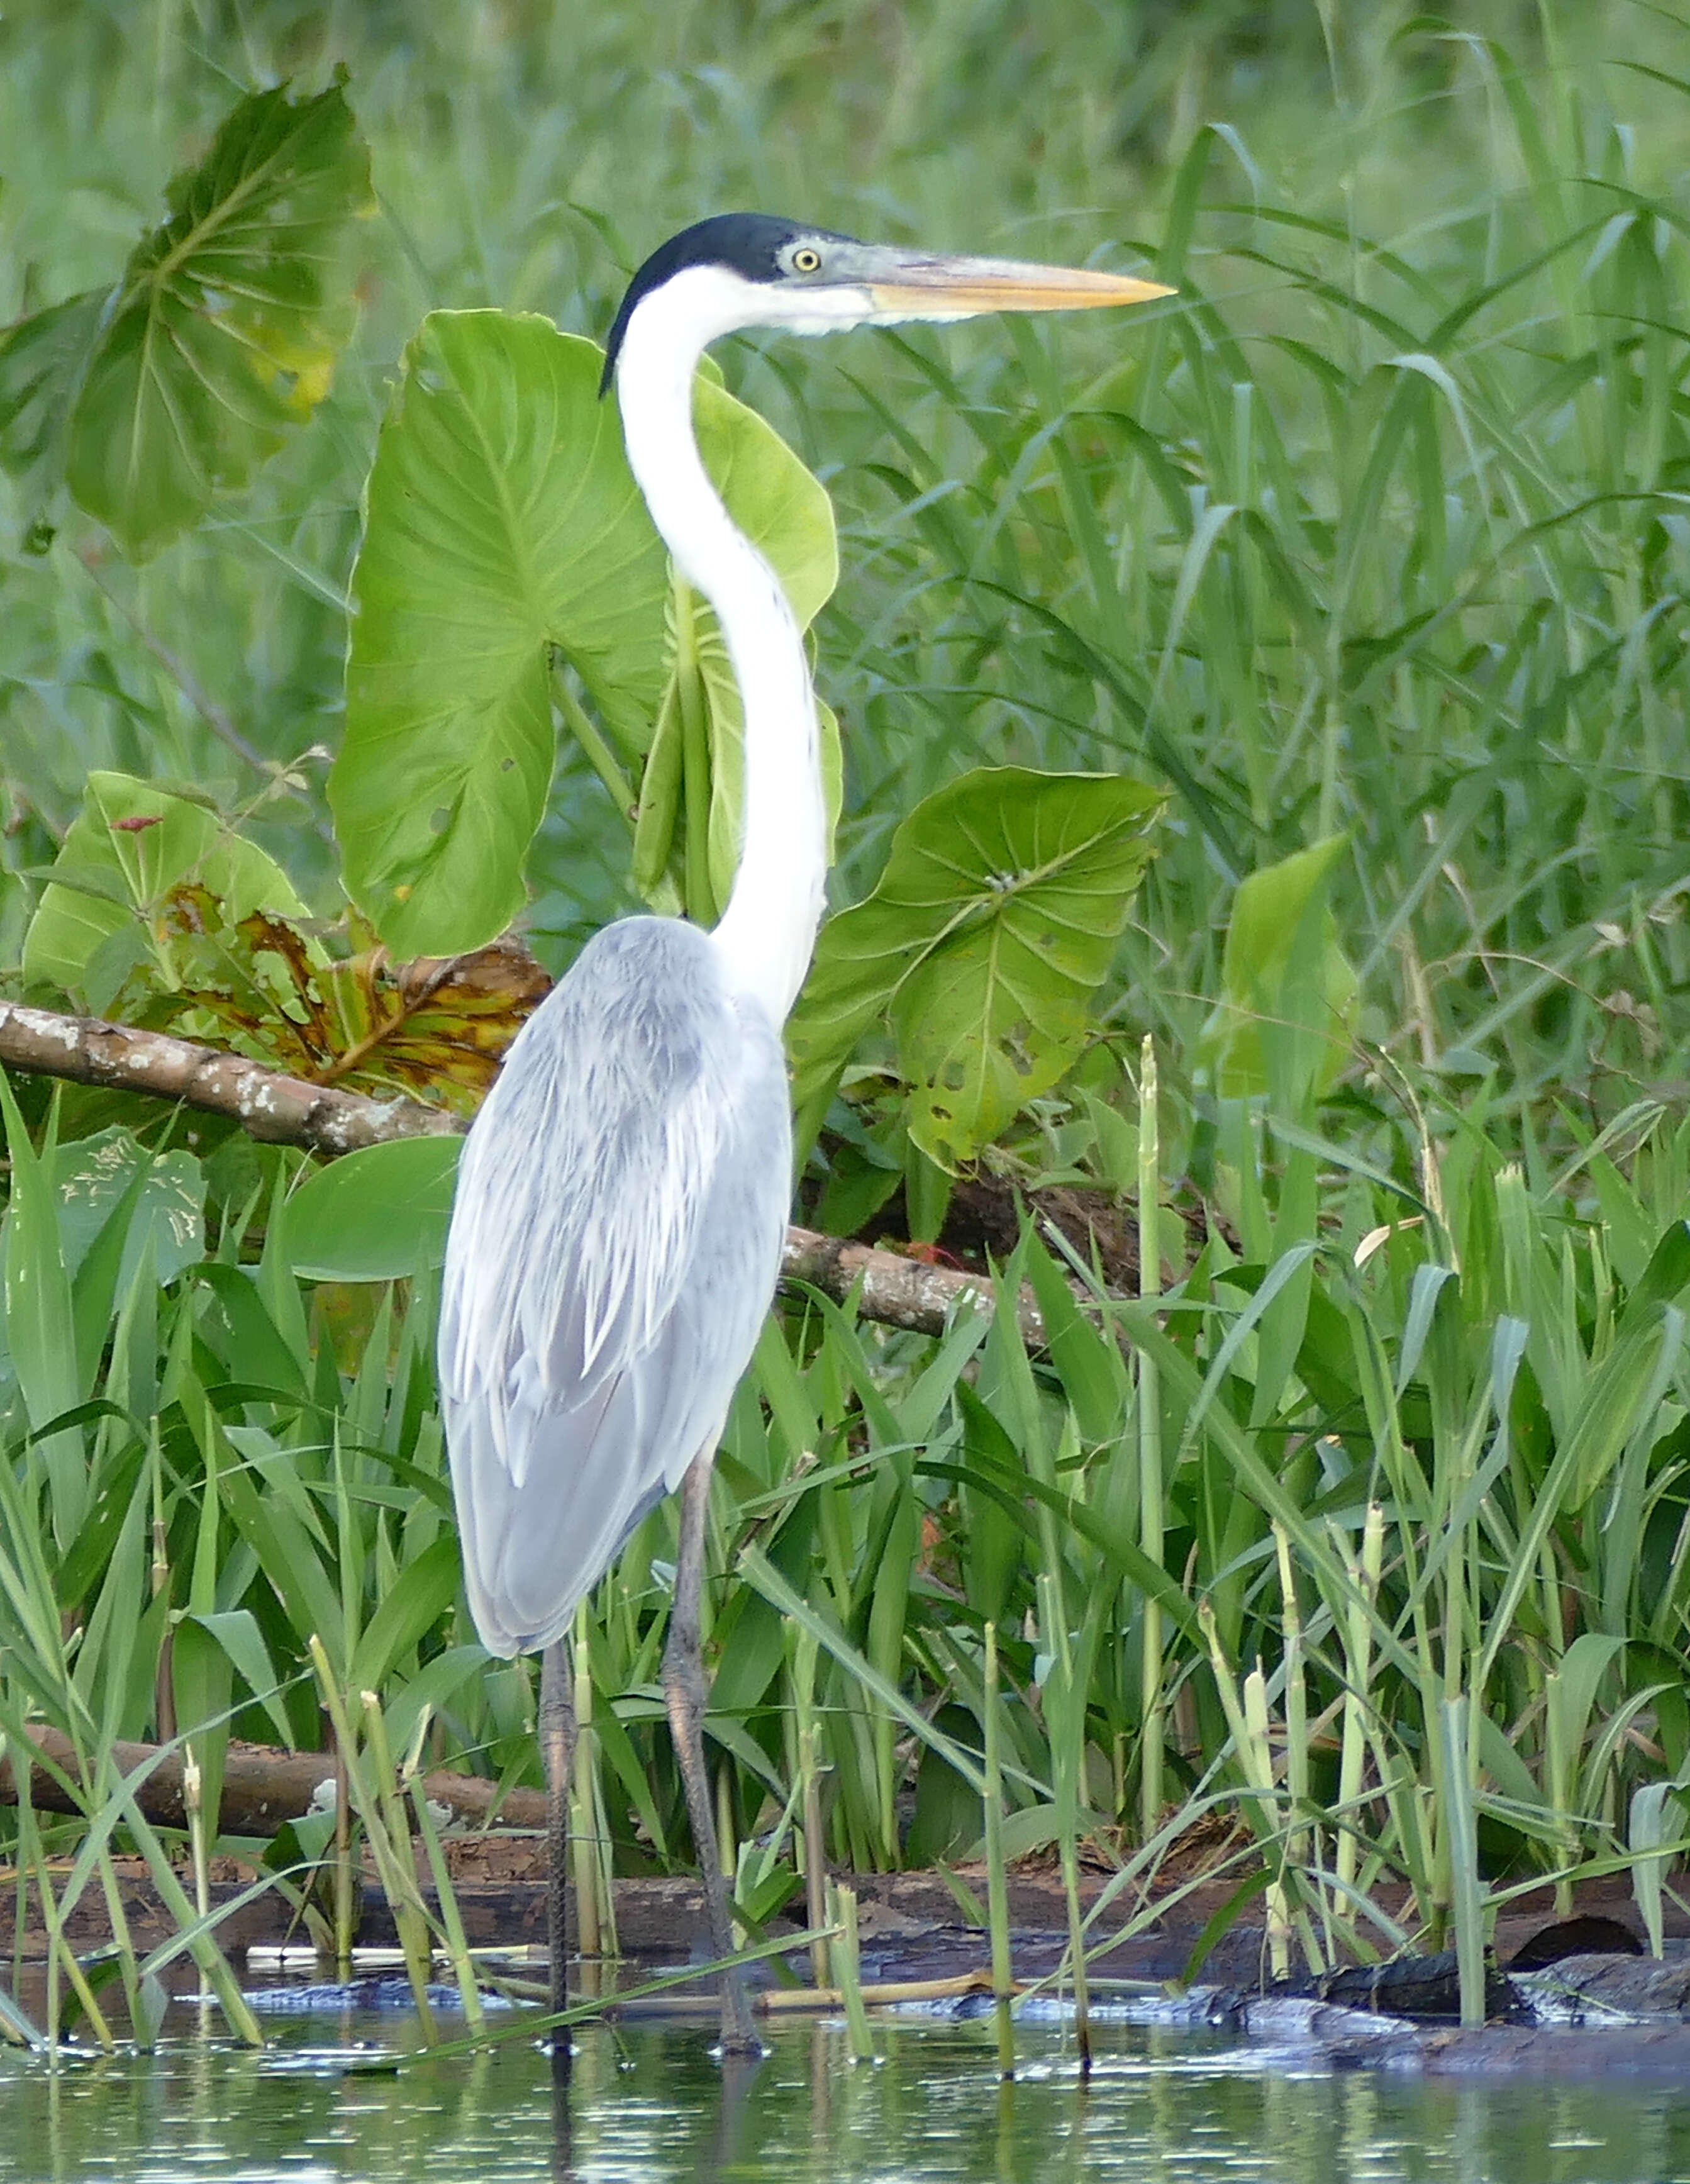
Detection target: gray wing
<box><xmin>437</xmin><ymin>916</ymin><xmax>791</xmax><ymax>1658</ymax></box>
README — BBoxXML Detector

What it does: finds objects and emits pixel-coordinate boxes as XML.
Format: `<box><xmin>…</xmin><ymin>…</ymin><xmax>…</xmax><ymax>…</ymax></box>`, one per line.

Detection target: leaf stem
<box><xmin>670</xmin><ymin>579</ymin><xmax>718</xmax><ymax>927</ymax></box>
<box><xmin>550</xmin><ymin>667</ymin><xmax>637</xmax><ymax>836</ymax></box>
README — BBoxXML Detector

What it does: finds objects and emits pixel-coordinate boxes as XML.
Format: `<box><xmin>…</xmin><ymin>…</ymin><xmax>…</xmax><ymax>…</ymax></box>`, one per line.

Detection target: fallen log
<box><xmin>0</xmin><ymin>1000</ymin><xmax>1040</xmax><ymax>1342</ymax></box>
<box><xmin>0</xmin><ymin>1000</ymin><xmax>459</xmax><ymax>1159</ymax></box>
<box><xmin>780</xmin><ymin>1223</ymin><xmax>1040</xmax><ymax>1343</ymax></box>
<box><xmin>2</xmin><ymin>1726</ymin><xmax>546</xmax><ymax>1837</ymax></box>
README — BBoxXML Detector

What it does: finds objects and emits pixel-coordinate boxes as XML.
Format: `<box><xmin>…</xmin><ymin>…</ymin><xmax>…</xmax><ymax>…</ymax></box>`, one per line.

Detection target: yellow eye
<box><xmin>791</xmin><ymin>245</ymin><xmax>821</xmax><ymax>274</ymax></box>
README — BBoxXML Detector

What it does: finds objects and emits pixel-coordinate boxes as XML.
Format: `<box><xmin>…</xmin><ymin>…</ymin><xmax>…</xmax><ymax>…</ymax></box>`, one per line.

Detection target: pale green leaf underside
<box><xmin>691</xmin><ymin>388</ymin><xmax>837</xmax><ymax>909</ymax></box>
<box><xmin>281</xmin><ymin>1135</ymin><xmax>462</xmax><ymax>1283</ymax></box>
<box><xmin>53</xmin><ymin>1128</ymin><xmax>207</xmax><ymax>1290</ymax></box>
<box><xmin>628</xmin><ymin>376</ymin><xmax>840</xmax><ymax>915</ymax></box>
<box><xmin>1197</xmin><ymin>834</ymin><xmax>1360</xmax><ymax>1098</ymax></box>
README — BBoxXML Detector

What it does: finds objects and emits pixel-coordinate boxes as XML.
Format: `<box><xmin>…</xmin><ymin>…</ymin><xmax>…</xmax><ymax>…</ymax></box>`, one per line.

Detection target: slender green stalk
<box><xmin>1438</xmin><ymin>1696</ymin><xmax>1486</xmax><ymax>2029</ymax></box>
<box><xmin>360</xmin><ymin>1691</ymin><xmax>440</xmax><ymax>2045</ymax></box>
<box><xmin>1137</xmin><ymin>1035</ymin><xmax>1165</xmax><ymax>1845</ymax></box>
<box><xmin>409</xmin><ymin>1773</ymin><xmax>484</xmax><ymax>2032</ymax></box>
<box><xmin>982</xmin><ymin>1622</ymin><xmax>1015</xmax><ymax>2080</ymax></box>
<box><xmin>792</xmin><ymin>1627</ymin><xmax>830</xmax><ymax>1988</ymax></box>
<box><xmin>1201</xmin><ymin>1604</ymin><xmax>1294</xmax><ymax>1977</ymax></box>
<box><xmin>826</xmin><ymin>1878</ymin><xmax>876</xmax><ymax>2064</ymax></box>
<box><xmin>1038</xmin><ymin>1574</ymin><xmax>1091</xmax><ymax>2076</ymax></box>
<box><xmin>183</xmin><ymin>1749</ymin><xmax>211</xmax><ymax>2009</ymax></box>
<box><xmin>309</xmin><ymin>1639</ymin><xmax>438</xmax><ymax>2041</ymax></box>
<box><xmin>1544</xmin><ymin>1661</ymin><xmax>1577</xmax><ymax>1919</ymax></box>
<box><xmin>331</xmin><ymin>1730</ymin><xmax>354</xmax><ymax>1980</ymax></box>
<box><xmin>16</xmin><ymin>1792</ymin><xmax>111</xmax><ymax>2052</ymax></box>
<box><xmin>714</xmin><ymin>1763</ymin><xmax>740</xmax><ymax>1948</ymax></box>
<box><xmin>569</xmin><ymin>1603</ymin><xmax>602</xmax><ymax>1964</ymax></box>
<box><xmin>551</xmin><ymin>668</ymin><xmax>636</xmax><ymax>833</ymax></box>
<box><xmin>1273</xmin><ymin>1525</ymin><xmax>1307</xmax><ymax>1875</ymax></box>
<box><xmin>106</xmin><ymin>1785</ymin><xmax>264</xmax><ymax>2044</ymax></box>
<box><xmin>1242</xmin><ymin>1669</ymin><xmax>1291</xmax><ymax>1982</ymax></box>
<box><xmin>671</xmin><ymin>577</ymin><xmax>717</xmax><ymax>927</ymax></box>
<box><xmin>1335</xmin><ymin>1503</ymin><xmax>1384</xmax><ymax>1893</ymax></box>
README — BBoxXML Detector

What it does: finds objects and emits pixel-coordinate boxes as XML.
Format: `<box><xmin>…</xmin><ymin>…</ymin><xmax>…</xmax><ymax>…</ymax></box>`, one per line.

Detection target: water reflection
<box><xmin>0</xmin><ymin>2011</ymin><xmax>1687</xmax><ymax>2183</ymax></box>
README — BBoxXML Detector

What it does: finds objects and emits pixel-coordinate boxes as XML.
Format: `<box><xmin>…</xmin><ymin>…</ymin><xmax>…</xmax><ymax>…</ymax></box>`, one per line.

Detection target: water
<box><xmin>1</xmin><ymin>2009</ymin><xmax>1687</xmax><ymax>2184</ymax></box>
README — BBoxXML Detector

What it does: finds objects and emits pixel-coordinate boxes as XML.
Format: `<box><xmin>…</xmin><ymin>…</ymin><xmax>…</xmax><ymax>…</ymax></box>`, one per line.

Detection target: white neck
<box><xmin>613</xmin><ymin>267</ymin><xmax>828</xmax><ymax>1028</ymax></box>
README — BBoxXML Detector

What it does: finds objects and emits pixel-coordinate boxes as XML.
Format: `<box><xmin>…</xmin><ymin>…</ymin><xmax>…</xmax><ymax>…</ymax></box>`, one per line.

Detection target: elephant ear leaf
<box><xmin>790</xmin><ymin>767</ymin><xmax>1164</xmax><ymax>1169</ymax></box>
<box><xmin>695</xmin><ymin>378</ymin><xmax>838</xmax><ymax>915</ymax></box>
<box><xmin>635</xmin><ymin>375</ymin><xmax>841</xmax><ymax>919</ymax></box>
<box><xmin>335</xmin><ymin>317</ymin><xmax>840</xmax><ymax>956</ymax></box>
<box><xmin>0</xmin><ymin>80</ymin><xmax>372</xmax><ymax>556</ymax></box>
<box><xmin>333</xmin><ymin>311</ymin><xmax>670</xmax><ymax>957</ymax></box>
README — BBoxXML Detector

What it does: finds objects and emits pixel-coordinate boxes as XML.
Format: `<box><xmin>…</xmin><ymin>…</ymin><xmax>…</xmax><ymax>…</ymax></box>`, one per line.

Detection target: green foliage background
<box><xmin>1</xmin><ymin>0</ymin><xmax>1690</xmax><ymax>2041</ymax></box>
<box><xmin>1</xmin><ymin>0</ymin><xmax>1682</xmax><ymax>1106</ymax></box>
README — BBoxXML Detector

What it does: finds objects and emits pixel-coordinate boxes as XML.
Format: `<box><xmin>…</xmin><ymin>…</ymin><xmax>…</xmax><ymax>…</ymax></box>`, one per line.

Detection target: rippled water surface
<box><xmin>1</xmin><ymin>2009</ymin><xmax>1687</xmax><ymax>2183</ymax></box>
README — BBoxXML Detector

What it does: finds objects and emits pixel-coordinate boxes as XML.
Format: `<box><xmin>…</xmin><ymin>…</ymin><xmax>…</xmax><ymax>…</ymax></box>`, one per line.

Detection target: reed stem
<box><xmin>982</xmin><ymin>1622</ymin><xmax>1016</xmax><ymax>2080</ymax></box>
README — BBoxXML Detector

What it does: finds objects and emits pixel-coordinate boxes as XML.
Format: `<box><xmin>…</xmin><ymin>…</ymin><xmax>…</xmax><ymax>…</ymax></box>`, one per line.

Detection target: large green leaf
<box><xmin>281</xmin><ymin>1135</ymin><xmax>462</xmax><ymax>1283</ymax></box>
<box><xmin>335</xmin><ymin>313</ymin><xmax>664</xmax><ymax>954</ymax></box>
<box><xmin>0</xmin><ymin>81</ymin><xmax>370</xmax><ymax>555</ymax></box>
<box><xmin>677</xmin><ymin>389</ymin><xmax>838</xmax><ymax>915</ymax></box>
<box><xmin>333</xmin><ymin>310</ymin><xmax>838</xmax><ymax>955</ymax></box>
<box><xmin>22</xmin><ymin>772</ymin><xmax>309</xmax><ymax>1009</ymax></box>
<box><xmin>54</xmin><ymin>1128</ymin><xmax>206</xmax><ymax>1290</ymax></box>
<box><xmin>1196</xmin><ymin>835</ymin><xmax>1359</xmax><ymax>1098</ymax></box>
<box><xmin>0</xmin><ymin>292</ymin><xmax>105</xmax><ymax>526</ymax></box>
<box><xmin>789</xmin><ymin>768</ymin><xmax>1164</xmax><ymax>1169</ymax></box>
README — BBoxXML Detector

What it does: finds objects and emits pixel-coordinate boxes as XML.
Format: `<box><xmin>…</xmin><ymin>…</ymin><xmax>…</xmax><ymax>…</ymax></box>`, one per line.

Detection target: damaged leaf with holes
<box><xmin>23</xmin><ymin>771</ymin><xmax>548</xmax><ymax>1104</ymax></box>
<box><xmin>316</xmin><ymin>931</ymin><xmax>552</xmax><ymax>1105</ymax></box>
<box><xmin>22</xmin><ymin>772</ymin><xmax>313</xmax><ymax>1016</ymax></box>
<box><xmin>790</xmin><ymin>767</ymin><xmax>1164</xmax><ymax>1170</ymax></box>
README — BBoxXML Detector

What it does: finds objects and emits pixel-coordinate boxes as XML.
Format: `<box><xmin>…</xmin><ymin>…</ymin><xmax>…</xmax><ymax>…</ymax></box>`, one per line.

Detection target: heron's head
<box><xmin>600</xmin><ymin>213</ymin><xmax>1172</xmax><ymax>393</ymax></box>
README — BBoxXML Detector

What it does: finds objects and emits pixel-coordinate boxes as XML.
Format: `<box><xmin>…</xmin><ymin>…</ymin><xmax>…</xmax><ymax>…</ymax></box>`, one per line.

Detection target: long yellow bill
<box><xmin>862</xmin><ymin>250</ymin><xmax>1174</xmax><ymax>319</ymax></box>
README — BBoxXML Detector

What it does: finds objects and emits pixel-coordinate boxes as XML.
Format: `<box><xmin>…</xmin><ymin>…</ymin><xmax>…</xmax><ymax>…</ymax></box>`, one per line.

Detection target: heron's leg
<box><xmin>664</xmin><ymin>1446</ymin><xmax>762</xmax><ymax>2056</ymax></box>
<box><xmin>540</xmin><ymin>1637</ymin><xmax>577</xmax><ymax>2067</ymax></box>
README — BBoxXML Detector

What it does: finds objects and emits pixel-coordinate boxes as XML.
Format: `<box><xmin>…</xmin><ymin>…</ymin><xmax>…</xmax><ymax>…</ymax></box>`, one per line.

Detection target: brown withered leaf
<box><xmin>316</xmin><ymin>933</ymin><xmax>553</xmax><ymax>1108</ymax></box>
<box><xmin>104</xmin><ymin>884</ymin><xmax>336</xmax><ymax>1074</ymax></box>
<box><xmin>103</xmin><ymin>886</ymin><xmax>550</xmax><ymax>1114</ymax></box>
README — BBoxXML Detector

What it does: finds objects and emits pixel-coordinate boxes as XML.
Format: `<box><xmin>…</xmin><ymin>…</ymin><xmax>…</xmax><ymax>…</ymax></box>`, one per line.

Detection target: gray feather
<box><xmin>438</xmin><ymin>918</ymin><xmax>790</xmax><ymax>1656</ymax></box>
